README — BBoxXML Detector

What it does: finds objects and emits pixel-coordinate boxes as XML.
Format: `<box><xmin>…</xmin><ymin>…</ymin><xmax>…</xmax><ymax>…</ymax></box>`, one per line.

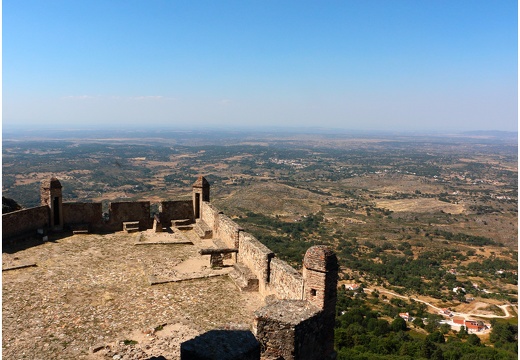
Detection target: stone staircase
<box><xmin>194</xmin><ymin>219</ymin><xmax>212</xmax><ymax>239</ymax></box>
<box><xmin>171</xmin><ymin>219</ymin><xmax>193</xmax><ymax>231</ymax></box>
<box><xmin>228</xmin><ymin>262</ymin><xmax>259</xmax><ymax>292</ymax></box>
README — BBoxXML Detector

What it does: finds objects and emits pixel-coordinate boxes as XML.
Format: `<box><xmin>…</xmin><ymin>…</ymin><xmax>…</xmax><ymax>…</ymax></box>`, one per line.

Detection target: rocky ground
<box><xmin>3</xmin><ymin>230</ymin><xmax>264</xmax><ymax>360</ymax></box>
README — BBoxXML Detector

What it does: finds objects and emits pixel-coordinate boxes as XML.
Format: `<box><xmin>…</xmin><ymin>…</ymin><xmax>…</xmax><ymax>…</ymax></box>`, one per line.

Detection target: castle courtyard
<box><xmin>3</xmin><ymin>229</ymin><xmax>264</xmax><ymax>360</ymax></box>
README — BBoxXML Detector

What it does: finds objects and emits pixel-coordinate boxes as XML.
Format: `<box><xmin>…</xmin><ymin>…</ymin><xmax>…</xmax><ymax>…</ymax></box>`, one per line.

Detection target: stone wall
<box><xmin>107</xmin><ymin>201</ymin><xmax>151</xmax><ymax>232</ymax></box>
<box><xmin>200</xmin><ymin>201</ymin><xmax>219</xmax><ymax>229</ymax></box>
<box><xmin>2</xmin><ymin>199</ymin><xmax>194</xmax><ymax>239</ymax></box>
<box><xmin>2</xmin><ymin>206</ymin><xmax>49</xmax><ymax>241</ymax></box>
<box><xmin>216</xmin><ymin>213</ymin><xmax>241</xmax><ymax>249</ymax></box>
<box><xmin>294</xmin><ymin>311</ymin><xmax>335</xmax><ymax>360</ymax></box>
<box><xmin>62</xmin><ymin>202</ymin><xmax>104</xmax><ymax>232</ymax></box>
<box><xmin>2</xmin><ymin>176</ymin><xmax>338</xmax><ymax>359</ymax></box>
<box><xmin>238</xmin><ymin>232</ymin><xmax>274</xmax><ymax>294</ymax></box>
<box><xmin>253</xmin><ymin>300</ymin><xmax>323</xmax><ymax>360</ymax></box>
<box><xmin>254</xmin><ymin>300</ymin><xmax>335</xmax><ymax>360</ymax></box>
<box><xmin>160</xmin><ymin>200</ymin><xmax>193</xmax><ymax>224</ymax></box>
<box><xmin>267</xmin><ymin>258</ymin><xmax>304</xmax><ymax>300</ymax></box>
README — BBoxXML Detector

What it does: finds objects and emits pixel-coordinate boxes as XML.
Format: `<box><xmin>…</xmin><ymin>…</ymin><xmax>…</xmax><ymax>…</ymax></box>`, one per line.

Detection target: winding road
<box><xmin>364</xmin><ymin>288</ymin><xmax>515</xmax><ymax>320</ymax></box>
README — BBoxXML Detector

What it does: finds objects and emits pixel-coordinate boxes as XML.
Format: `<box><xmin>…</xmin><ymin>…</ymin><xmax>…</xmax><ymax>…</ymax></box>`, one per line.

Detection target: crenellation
<box><xmin>160</xmin><ymin>200</ymin><xmax>194</xmax><ymax>225</ymax></box>
<box><xmin>107</xmin><ymin>201</ymin><xmax>151</xmax><ymax>232</ymax></box>
<box><xmin>62</xmin><ymin>202</ymin><xmax>103</xmax><ymax>232</ymax></box>
<box><xmin>3</xmin><ymin>176</ymin><xmax>338</xmax><ymax>360</ymax></box>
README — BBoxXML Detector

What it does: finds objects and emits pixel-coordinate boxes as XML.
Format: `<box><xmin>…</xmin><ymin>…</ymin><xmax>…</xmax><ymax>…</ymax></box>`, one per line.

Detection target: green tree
<box><xmin>427</xmin><ymin>331</ymin><xmax>446</xmax><ymax>344</ymax></box>
<box><xmin>421</xmin><ymin>338</ymin><xmax>437</xmax><ymax>359</ymax></box>
<box><xmin>439</xmin><ymin>323</ymin><xmax>452</xmax><ymax>334</ymax></box>
<box><xmin>457</xmin><ymin>326</ymin><xmax>468</xmax><ymax>339</ymax></box>
<box><xmin>425</xmin><ymin>315</ymin><xmax>441</xmax><ymax>333</ymax></box>
<box><xmin>467</xmin><ymin>333</ymin><xmax>481</xmax><ymax>346</ymax></box>
<box><xmin>391</xmin><ymin>317</ymin><xmax>407</xmax><ymax>332</ymax></box>
<box><xmin>413</xmin><ymin>317</ymin><xmax>425</xmax><ymax>329</ymax></box>
<box><xmin>490</xmin><ymin>320</ymin><xmax>517</xmax><ymax>344</ymax></box>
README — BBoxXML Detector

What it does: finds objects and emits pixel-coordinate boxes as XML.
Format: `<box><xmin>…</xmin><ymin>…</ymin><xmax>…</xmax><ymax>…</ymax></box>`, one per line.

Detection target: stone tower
<box><xmin>253</xmin><ymin>246</ymin><xmax>339</xmax><ymax>360</ymax></box>
<box><xmin>192</xmin><ymin>176</ymin><xmax>210</xmax><ymax>220</ymax></box>
<box><xmin>40</xmin><ymin>177</ymin><xmax>64</xmax><ymax>231</ymax></box>
<box><xmin>302</xmin><ymin>245</ymin><xmax>338</xmax><ymax>357</ymax></box>
<box><xmin>303</xmin><ymin>245</ymin><xmax>338</xmax><ymax>313</ymax></box>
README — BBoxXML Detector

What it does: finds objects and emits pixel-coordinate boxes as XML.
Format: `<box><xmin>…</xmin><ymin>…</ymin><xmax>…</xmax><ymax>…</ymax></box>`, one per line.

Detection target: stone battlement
<box><xmin>2</xmin><ymin>176</ymin><xmax>337</xmax><ymax>360</ymax></box>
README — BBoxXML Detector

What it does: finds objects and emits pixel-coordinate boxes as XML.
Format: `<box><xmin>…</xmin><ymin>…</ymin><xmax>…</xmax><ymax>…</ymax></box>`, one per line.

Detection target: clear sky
<box><xmin>3</xmin><ymin>1</ymin><xmax>518</xmax><ymax>132</ymax></box>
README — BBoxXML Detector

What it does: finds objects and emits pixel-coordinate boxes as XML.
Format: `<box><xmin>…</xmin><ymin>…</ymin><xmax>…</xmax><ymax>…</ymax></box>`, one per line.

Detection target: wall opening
<box><xmin>266</xmin><ymin>253</ymin><xmax>274</xmax><ymax>283</ymax></box>
<box><xmin>195</xmin><ymin>193</ymin><xmax>200</xmax><ymax>219</ymax></box>
<box><xmin>310</xmin><ymin>289</ymin><xmax>317</xmax><ymax>296</ymax></box>
<box><xmin>53</xmin><ymin>197</ymin><xmax>60</xmax><ymax>226</ymax></box>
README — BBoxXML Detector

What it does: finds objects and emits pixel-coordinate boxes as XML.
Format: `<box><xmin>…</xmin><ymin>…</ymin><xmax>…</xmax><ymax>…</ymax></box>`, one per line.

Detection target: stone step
<box><xmin>194</xmin><ymin>220</ymin><xmax>212</xmax><ymax>239</ymax></box>
<box><xmin>70</xmin><ymin>223</ymin><xmax>90</xmax><ymax>234</ymax></box>
<box><xmin>72</xmin><ymin>229</ymin><xmax>89</xmax><ymax>234</ymax></box>
<box><xmin>228</xmin><ymin>263</ymin><xmax>259</xmax><ymax>292</ymax></box>
<box><xmin>175</xmin><ymin>225</ymin><xmax>193</xmax><ymax>231</ymax></box>
<box><xmin>172</xmin><ymin>219</ymin><xmax>192</xmax><ymax>227</ymax></box>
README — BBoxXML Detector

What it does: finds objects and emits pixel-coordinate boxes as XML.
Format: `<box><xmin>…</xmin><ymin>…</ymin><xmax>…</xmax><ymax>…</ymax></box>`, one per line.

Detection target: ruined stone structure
<box><xmin>3</xmin><ymin>176</ymin><xmax>338</xmax><ymax>360</ymax></box>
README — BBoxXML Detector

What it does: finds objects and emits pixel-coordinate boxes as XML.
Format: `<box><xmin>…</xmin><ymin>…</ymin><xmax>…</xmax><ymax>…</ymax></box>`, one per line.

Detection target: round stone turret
<box><xmin>302</xmin><ymin>245</ymin><xmax>338</xmax><ymax>313</ymax></box>
<box><xmin>303</xmin><ymin>245</ymin><xmax>338</xmax><ymax>272</ymax></box>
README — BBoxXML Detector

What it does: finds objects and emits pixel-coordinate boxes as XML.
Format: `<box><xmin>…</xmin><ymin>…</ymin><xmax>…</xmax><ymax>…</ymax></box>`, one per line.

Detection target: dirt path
<box><xmin>365</xmin><ymin>288</ymin><xmax>514</xmax><ymax>320</ymax></box>
<box><xmin>461</xmin><ymin>304</ymin><xmax>515</xmax><ymax>319</ymax></box>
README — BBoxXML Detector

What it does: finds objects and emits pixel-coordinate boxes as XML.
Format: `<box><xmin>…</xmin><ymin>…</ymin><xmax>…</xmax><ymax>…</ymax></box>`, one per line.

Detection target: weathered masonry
<box><xmin>3</xmin><ymin>176</ymin><xmax>338</xmax><ymax>360</ymax></box>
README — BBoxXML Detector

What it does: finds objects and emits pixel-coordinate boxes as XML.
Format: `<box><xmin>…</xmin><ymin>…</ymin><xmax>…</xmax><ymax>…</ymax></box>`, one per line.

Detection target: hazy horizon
<box><xmin>3</xmin><ymin>1</ymin><xmax>518</xmax><ymax>132</ymax></box>
<box><xmin>3</xmin><ymin>125</ymin><xmax>517</xmax><ymax>141</ymax></box>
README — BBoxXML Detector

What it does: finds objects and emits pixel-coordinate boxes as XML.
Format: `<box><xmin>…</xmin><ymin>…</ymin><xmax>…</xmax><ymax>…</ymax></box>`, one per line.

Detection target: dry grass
<box><xmin>216</xmin><ymin>182</ymin><xmax>325</xmax><ymax>216</ymax></box>
<box><xmin>375</xmin><ymin>198</ymin><xmax>465</xmax><ymax>214</ymax></box>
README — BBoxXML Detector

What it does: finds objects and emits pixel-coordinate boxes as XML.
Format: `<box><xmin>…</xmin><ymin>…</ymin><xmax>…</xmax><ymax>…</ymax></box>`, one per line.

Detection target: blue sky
<box><xmin>3</xmin><ymin>1</ymin><xmax>518</xmax><ymax>132</ymax></box>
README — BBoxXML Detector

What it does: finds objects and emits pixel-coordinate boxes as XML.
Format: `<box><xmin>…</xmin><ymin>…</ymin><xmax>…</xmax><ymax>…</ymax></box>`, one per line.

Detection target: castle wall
<box><xmin>254</xmin><ymin>300</ymin><xmax>328</xmax><ymax>360</ymax></box>
<box><xmin>267</xmin><ymin>258</ymin><xmax>304</xmax><ymax>300</ymax></box>
<box><xmin>62</xmin><ymin>202</ymin><xmax>104</xmax><ymax>232</ymax></box>
<box><xmin>254</xmin><ymin>315</ymin><xmax>296</xmax><ymax>360</ymax></box>
<box><xmin>160</xmin><ymin>200</ymin><xmax>193</xmax><ymax>224</ymax></box>
<box><xmin>200</xmin><ymin>201</ymin><xmax>218</xmax><ymax>229</ymax></box>
<box><xmin>107</xmin><ymin>201</ymin><xmax>151</xmax><ymax>231</ymax></box>
<box><xmin>294</xmin><ymin>311</ymin><xmax>335</xmax><ymax>360</ymax></box>
<box><xmin>238</xmin><ymin>232</ymin><xmax>274</xmax><ymax>294</ymax></box>
<box><xmin>216</xmin><ymin>213</ymin><xmax>241</xmax><ymax>249</ymax></box>
<box><xmin>2</xmin><ymin>206</ymin><xmax>49</xmax><ymax>240</ymax></box>
<box><xmin>3</xmin><ymin>176</ymin><xmax>338</xmax><ymax>360</ymax></box>
<box><xmin>254</xmin><ymin>300</ymin><xmax>335</xmax><ymax>360</ymax></box>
